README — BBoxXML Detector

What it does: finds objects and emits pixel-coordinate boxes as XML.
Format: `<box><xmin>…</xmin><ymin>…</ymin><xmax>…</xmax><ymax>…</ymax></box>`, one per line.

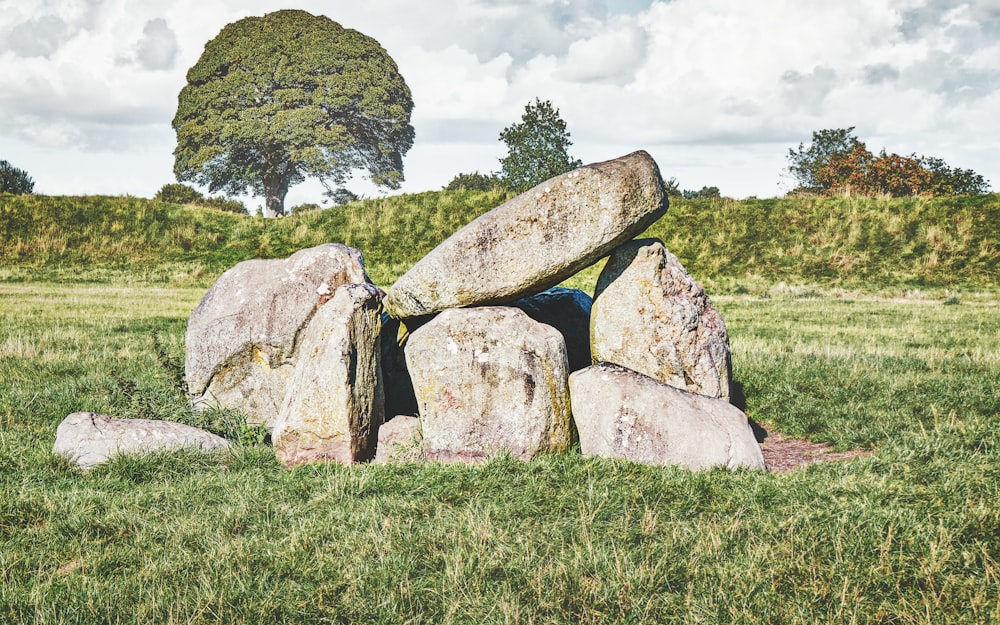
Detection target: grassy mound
<box><xmin>1</xmin><ymin>191</ymin><xmax>997</xmax><ymax>290</ymax></box>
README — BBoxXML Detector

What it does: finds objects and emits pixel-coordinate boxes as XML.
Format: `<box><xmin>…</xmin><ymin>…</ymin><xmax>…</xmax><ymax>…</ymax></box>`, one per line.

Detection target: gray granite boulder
<box><xmin>374</xmin><ymin>415</ymin><xmax>423</xmax><ymax>464</ymax></box>
<box><xmin>405</xmin><ymin>307</ymin><xmax>572</xmax><ymax>461</ymax></box>
<box><xmin>512</xmin><ymin>287</ymin><xmax>593</xmax><ymax>373</ymax></box>
<box><xmin>185</xmin><ymin>244</ymin><xmax>371</xmax><ymax>429</ymax></box>
<box><xmin>569</xmin><ymin>363</ymin><xmax>764</xmax><ymax>470</ymax></box>
<box><xmin>53</xmin><ymin>412</ymin><xmax>230</xmax><ymax>469</ymax></box>
<box><xmin>385</xmin><ymin>151</ymin><xmax>667</xmax><ymax>318</ymax></box>
<box><xmin>591</xmin><ymin>239</ymin><xmax>732</xmax><ymax>400</ymax></box>
<box><xmin>272</xmin><ymin>283</ymin><xmax>384</xmax><ymax>465</ymax></box>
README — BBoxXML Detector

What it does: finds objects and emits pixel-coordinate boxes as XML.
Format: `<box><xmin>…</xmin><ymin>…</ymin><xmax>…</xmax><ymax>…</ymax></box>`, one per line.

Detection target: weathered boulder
<box><xmin>272</xmin><ymin>283</ymin><xmax>384</xmax><ymax>465</ymax></box>
<box><xmin>569</xmin><ymin>363</ymin><xmax>764</xmax><ymax>470</ymax></box>
<box><xmin>385</xmin><ymin>151</ymin><xmax>667</xmax><ymax>318</ymax></box>
<box><xmin>53</xmin><ymin>412</ymin><xmax>230</xmax><ymax>469</ymax></box>
<box><xmin>405</xmin><ymin>307</ymin><xmax>572</xmax><ymax>461</ymax></box>
<box><xmin>185</xmin><ymin>244</ymin><xmax>371</xmax><ymax>429</ymax></box>
<box><xmin>374</xmin><ymin>415</ymin><xmax>423</xmax><ymax>464</ymax></box>
<box><xmin>591</xmin><ymin>239</ymin><xmax>732</xmax><ymax>399</ymax></box>
<box><xmin>512</xmin><ymin>287</ymin><xmax>593</xmax><ymax>373</ymax></box>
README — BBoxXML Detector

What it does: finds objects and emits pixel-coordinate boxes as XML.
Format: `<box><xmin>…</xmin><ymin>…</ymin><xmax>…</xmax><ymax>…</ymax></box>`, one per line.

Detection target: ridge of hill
<box><xmin>1</xmin><ymin>190</ymin><xmax>996</xmax><ymax>290</ymax></box>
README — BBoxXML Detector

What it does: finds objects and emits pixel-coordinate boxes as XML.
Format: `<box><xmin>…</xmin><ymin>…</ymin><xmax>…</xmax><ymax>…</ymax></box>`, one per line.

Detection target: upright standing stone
<box><xmin>591</xmin><ymin>239</ymin><xmax>732</xmax><ymax>400</ymax></box>
<box><xmin>405</xmin><ymin>307</ymin><xmax>572</xmax><ymax>461</ymax></box>
<box><xmin>569</xmin><ymin>364</ymin><xmax>764</xmax><ymax>471</ymax></box>
<box><xmin>185</xmin><ymin>244</ymin><xmax>371</xmax><ymax>429</ymax></box>
<box><xmin>385</xmin><ymin>151</ymin><xmax>667</xmax><ymax>318</ymax></box>
<box><xmin>272</xmin><ymin>283</ymin><xmax>384</xmax><ymax>465</ymax></box>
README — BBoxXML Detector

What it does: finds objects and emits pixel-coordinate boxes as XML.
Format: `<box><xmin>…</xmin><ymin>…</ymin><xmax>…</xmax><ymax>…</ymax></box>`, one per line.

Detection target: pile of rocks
<box><xmin>53</xmin><ymin>151</ymin><xmax>764</xmax><ymax>471</ymax></box>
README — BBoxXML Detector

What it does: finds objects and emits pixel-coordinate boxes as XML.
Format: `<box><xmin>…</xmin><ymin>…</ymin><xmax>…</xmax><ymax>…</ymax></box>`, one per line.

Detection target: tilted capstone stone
<box><xmin>591</xmin><ymin>238</ymin><xmax>732</xmax><ymax>400</ymax></box>
<box><xmin>568</xmin><ymin>363</ymin><xmax>764</xmax><ymax>471</ymax></box>
<box><xmin>53</xmin><ymin>412</ymin><xmax>230</xmax><ymax>469</ymax></box>
<box><xmin>272</xmin><ymin>283</ymin><xmax>384</xmax><ymax>465</ymax></box>
<box><xmin>404</xmin><ymin>307</ymin><xmax>572</xmax><ymax>461</ymax></box>
<box><xmin>185</xmin><ymin>244</ymin><xmax>372</xmax><ymax>430</ymax></box>
<box><xmin>385</xmin><ymin>150</ymin><xmax>668</xmax><ymax>319</ymax></box>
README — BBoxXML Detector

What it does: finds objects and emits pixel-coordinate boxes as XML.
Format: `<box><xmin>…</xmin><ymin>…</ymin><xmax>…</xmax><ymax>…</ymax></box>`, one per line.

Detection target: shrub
<box><xmin>200</xmin><ymin>196</ymin><xmax>248</xmax><ymax>214</ymax></box>
<box><xmin>155</xmin><ymin>183</ymin><xmax>203</xmax><ymax>204</ymax></box>
<box><xmin>444</xmin><ymin>171</ymin><xmax>503</xmax><ymax>192</ymax></box>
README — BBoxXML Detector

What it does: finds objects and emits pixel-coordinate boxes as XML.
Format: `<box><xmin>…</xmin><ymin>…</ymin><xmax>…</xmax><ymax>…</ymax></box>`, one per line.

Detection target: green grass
<box><xmin>1</xmin><ymin>284</ymin><xmax>997</xmax><ymax>624</ymax></box>
<box><xmin>2</xmin><ymin>191</ymin><xmax>998</xmax><ymax>290</ymax></box>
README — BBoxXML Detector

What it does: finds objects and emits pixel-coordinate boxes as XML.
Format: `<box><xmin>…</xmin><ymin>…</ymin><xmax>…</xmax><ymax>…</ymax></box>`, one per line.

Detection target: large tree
<box><xmin>498</xmin><ymin>98</ymin><xmax>582</xmax><ymax>193</ymax></box>
<box><xmin>172</xmin><ymin>10</ymin><xmax>415</xmax><ymax>217</ymax></box>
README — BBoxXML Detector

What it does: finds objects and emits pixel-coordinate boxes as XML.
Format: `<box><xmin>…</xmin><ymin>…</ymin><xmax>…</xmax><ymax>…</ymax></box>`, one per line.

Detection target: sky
<box><xmin>1</xmin><ymin>0</ymin><xmax>998</xmax><ymax>209</ymax></box>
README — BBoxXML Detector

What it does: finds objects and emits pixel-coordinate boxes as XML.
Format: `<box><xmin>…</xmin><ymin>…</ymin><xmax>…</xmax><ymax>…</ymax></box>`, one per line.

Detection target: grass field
<box><xmin>2</xmin><ymin>279</ymin><xmax>997</xmax><ymax>623</ymax></box>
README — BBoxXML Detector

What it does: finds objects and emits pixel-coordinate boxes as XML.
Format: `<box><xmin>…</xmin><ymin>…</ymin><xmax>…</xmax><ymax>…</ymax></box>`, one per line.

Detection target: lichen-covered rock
<box><xmin>569</xmin><ymin>364</ymin><xmax>764</xmax><ymax>470</ymax></box>
<box><xmin>272</xmin><ymin>283</ymin><xmax>384</xmax><ymax>465</ymax></box>
<box><xmin>591</xmin><ymin>239</ymin><xmax>731</xmax><ymax>399</ymax></box>
<box><xmin>512</xmin><ymin>287</ymin><xmax>593</xmax><ymax>373</ymax></box>
<box><xmin>53</xmin><ymin>412</ymin><xmax>230</xmax><ymax>469</ymax></box>
<box><xmin>185</xmin><ymin>244</ymin><xmax>371</xmax><ymax>429</ymax></box>
<box><xmin>405</xmin><ymin>307</ymin><xmax>572</xmax><ymax>461</ymax></box>
<box><xmin>385</xmin><ymin>151</ymin><xmax>667</xmax><ymax>318</ymax></box>
<box><xmin>374</xmin><ymin>415</ymin><xmax>423</xmax><ymax>464</ymax></box>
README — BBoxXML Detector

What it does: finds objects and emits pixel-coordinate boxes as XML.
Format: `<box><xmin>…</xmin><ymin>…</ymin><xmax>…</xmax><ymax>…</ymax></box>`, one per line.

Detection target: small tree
<box><xmin>664</xmin><ymin>177</ymin><xmax>682</xmax><ymax>199</ymax></box>
<box><xmin>786</xmin><ymin>127</ymin><xmax>865</xmax><ymax>194</ymax></box>
<box><xmin>0</xmin><ymin>160</ymin><xmax>35</xmax><ymax>195</ymax></box>
<box><xmin>498</xmin><ymin>98</ymin><xmax>582</xmax><ymax>193</ymax></box>
<box><xmin>173</xmin><ymin>10</ymin><xmax>414</xmax><ymax>217</ymax></box>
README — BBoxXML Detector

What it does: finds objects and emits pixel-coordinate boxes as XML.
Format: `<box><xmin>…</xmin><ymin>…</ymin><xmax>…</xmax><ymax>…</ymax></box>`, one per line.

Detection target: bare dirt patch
<box><xmin>757</xmin><ymin>426</ymin><xmax>872</xmax><ymax>473</ymax></box>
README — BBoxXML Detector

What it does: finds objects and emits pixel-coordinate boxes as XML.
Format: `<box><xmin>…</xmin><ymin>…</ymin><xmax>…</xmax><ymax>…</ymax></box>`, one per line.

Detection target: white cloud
<box><xmin>134</xmin><ymin>18</ymin><xmax>179</xmax><ymax>70</ymax></box>
<box><xmin>0</xmin><ymin>0</ymin><xmax>997</xmax><ymax>199</ymax></box>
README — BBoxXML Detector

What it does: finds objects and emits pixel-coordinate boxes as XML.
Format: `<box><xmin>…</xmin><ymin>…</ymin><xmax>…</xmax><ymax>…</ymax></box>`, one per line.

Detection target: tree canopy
<box><xmin>172</xmin><ymin>10</ymin><xmax>414</xmax><ymax>217</ymax></box>
<box><xmin>786</xmin><ymin>128</ymin><xmax>990</xmax><ymax>197</ymax></box>
<box><xmin>498</xmin><ymin>98</ymin><xmax>582</xmax><ymax>193</ymax></box>
<box><xmin>0</xmin><ymin>160</ymin><xmax>34</xmax><ymax>195</ymax></box>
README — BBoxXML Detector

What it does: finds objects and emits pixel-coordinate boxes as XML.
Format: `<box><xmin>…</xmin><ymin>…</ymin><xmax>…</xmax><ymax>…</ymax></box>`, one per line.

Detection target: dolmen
<box><xmin>167</xmin><ymin>150</ymin><xmax>764</xmax><ymax>471</ymax></box>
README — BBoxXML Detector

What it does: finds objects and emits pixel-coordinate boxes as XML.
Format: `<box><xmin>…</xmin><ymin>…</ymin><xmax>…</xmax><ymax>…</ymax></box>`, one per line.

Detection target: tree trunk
<box><xmin>262</xmin><ymin>174</ymin><xmax>289</xmax><ymax>218</ymax></box>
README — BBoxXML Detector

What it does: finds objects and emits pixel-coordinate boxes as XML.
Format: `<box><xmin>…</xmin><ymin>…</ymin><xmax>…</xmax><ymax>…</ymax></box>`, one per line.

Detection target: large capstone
<box><xmin>591</xmin><ymin>239</ymin><xmax>732</xmax><ymax>399</ymax></box>
<box><xmin>385</xmin><ymin>151</ymin><xmax>667</xmax><ymax>319</ymax></box>
<box><xmin>185</xmin><ymin>244</ymin><xmax>371</xmax><ymax>429</ymax></box>
<box><xmin>569</xmin><ymin>363</ymin><xmax>764</xmax><ymax>471</ymax></box>
<box><xmin>271</xmin><ymin>283</ymin><xmax>384</xmax><ymax>465</ymax></box>
<box><xmin>53</xmin><ymin>412</ymin><xmax>230</xmax><ymax>469</ymax></box>
<box><xmin>405</xmin><ymin>307</ymin><xmax>572</xmax><ymax>461</ymax></box>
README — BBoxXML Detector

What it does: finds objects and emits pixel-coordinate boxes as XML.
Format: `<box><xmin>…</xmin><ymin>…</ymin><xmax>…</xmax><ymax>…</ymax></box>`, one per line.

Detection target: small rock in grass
<box><xmin>53</xmin><ymin>412</ymin><xmax>230</xmax><ymax>469</ymax></box>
